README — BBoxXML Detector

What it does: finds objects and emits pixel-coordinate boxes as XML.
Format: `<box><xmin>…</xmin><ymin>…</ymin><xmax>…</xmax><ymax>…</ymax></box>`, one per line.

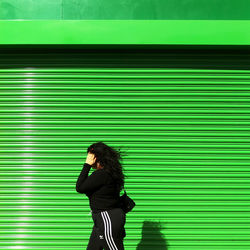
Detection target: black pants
<box><xmin>87</xmin><ymin>207</ymin><xmax>126</xmax><ymax>250</ymax></box>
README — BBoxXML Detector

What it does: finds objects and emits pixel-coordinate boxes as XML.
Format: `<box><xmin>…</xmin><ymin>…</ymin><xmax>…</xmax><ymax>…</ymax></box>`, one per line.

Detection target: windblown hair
<box><xmin>86</xmin><ymin>141</ymin><xmax>127</xmax><ymax>192</ymax></box>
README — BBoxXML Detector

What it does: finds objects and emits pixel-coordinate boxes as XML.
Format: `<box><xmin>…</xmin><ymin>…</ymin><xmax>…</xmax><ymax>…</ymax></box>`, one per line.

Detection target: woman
<box><xmin>76</xmin><ymin>142</ymin><xmax>127</xmax><ymax>250</ymax></box>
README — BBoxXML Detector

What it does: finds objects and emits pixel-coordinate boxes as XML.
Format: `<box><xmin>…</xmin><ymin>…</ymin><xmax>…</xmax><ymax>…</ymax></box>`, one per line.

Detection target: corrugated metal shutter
<box><xmin>0</xmin><ymin>47</ymin><xmax>250</xmax><ymax>250</ymax></box>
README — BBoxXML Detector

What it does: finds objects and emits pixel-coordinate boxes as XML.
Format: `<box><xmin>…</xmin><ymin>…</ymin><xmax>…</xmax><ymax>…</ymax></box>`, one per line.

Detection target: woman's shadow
<box><xmin>136</xmin><ymin>220</ymin><xmax>168</xmax><ymax>249</ymax></box>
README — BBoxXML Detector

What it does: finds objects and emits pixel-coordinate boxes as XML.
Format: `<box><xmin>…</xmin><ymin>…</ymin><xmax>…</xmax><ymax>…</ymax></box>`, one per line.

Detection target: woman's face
<box><xmin>90</xmin><ymin>155</ymin><xmax>103</xmax><ymax>170</ymax></box>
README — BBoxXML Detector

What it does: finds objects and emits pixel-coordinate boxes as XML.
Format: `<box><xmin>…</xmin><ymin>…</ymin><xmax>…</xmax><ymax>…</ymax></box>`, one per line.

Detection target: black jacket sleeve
<box><xmin>75</xmin><ymin>163</ymin><xmax>107</xmax><ymax>194</ymax></box>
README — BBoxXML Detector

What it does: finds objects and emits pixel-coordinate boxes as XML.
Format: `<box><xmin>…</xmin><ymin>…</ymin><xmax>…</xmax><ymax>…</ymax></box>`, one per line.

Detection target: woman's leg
<box><xmin>87</xmin><ymin>224</ymin><xmax>103</xmax><ymax>250</ymax></box>
<box><xmin>100</xmin><ymin>208</ymin><xmax>126</xmax><ymax>250</ymax></box>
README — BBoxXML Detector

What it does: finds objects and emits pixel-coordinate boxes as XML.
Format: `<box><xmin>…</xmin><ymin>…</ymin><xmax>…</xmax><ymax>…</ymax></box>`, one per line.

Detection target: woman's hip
<box><xmin>92</xmin><ymin>207</ymin><xmax>126</xmax><ymax>229</ymax></box>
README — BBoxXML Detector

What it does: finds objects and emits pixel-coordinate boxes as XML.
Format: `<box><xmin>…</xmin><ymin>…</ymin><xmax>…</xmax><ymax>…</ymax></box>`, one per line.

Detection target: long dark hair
<box><xmin>86</xmin><ymin>141</ymin><xmax>127</xmax><ymax>192</ymax></box>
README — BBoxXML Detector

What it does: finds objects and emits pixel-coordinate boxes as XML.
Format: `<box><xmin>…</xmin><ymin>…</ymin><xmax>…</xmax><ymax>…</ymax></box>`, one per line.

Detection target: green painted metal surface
<box><xmin>0</xmin><ymin>48</ymin><xmax>250</xmax><ymax>249</ymax></box>
<box><xmin>1</xmin><ymin>20</ymin><xmax>250</xmax><ymax>45</ymax></box>
<box><xmin>1</xmin><ymin>0</ymin><xmax>250</xmax><ymax>20</ymax></box>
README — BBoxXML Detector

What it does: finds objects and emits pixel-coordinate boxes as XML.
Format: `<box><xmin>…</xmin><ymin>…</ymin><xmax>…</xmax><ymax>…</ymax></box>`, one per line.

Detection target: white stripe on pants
<box><xmin>101</xmin><ymin>211</ymin><xmax>118</xmax><ymax>250</ymax></box>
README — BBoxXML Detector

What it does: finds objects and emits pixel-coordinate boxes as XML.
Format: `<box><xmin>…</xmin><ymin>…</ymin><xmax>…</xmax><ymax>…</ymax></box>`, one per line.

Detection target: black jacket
<box><xmin>76</xmin><ymin>163</ymin><xmax>121</xmax><ymax>213</ymax></box>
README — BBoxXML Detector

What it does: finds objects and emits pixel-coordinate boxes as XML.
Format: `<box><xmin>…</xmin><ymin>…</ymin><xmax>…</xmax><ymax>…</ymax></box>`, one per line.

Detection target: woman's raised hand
<box><xmin>85</xmin><ymin>152</ymin><xmax>96</xmax><ymax>165</ymax></box>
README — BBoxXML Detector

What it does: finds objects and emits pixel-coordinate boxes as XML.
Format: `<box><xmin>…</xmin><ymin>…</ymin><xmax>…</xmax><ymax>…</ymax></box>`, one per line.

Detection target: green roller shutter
<box><xmin>1</xmin><ymin>47</ymin><xmax>250</xmax><ymax>250</ymax></box>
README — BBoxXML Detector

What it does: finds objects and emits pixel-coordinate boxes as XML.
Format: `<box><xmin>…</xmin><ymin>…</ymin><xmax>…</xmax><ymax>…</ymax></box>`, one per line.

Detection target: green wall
<box><xmin>1</xmin><ymin>48</ymin><xmax>250</xmax><ymax>249</ymax></box>
<box><xmin>0</xmin><ymin>0</ymin><xmax>250</xmax><ymax>20</ymax></box>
